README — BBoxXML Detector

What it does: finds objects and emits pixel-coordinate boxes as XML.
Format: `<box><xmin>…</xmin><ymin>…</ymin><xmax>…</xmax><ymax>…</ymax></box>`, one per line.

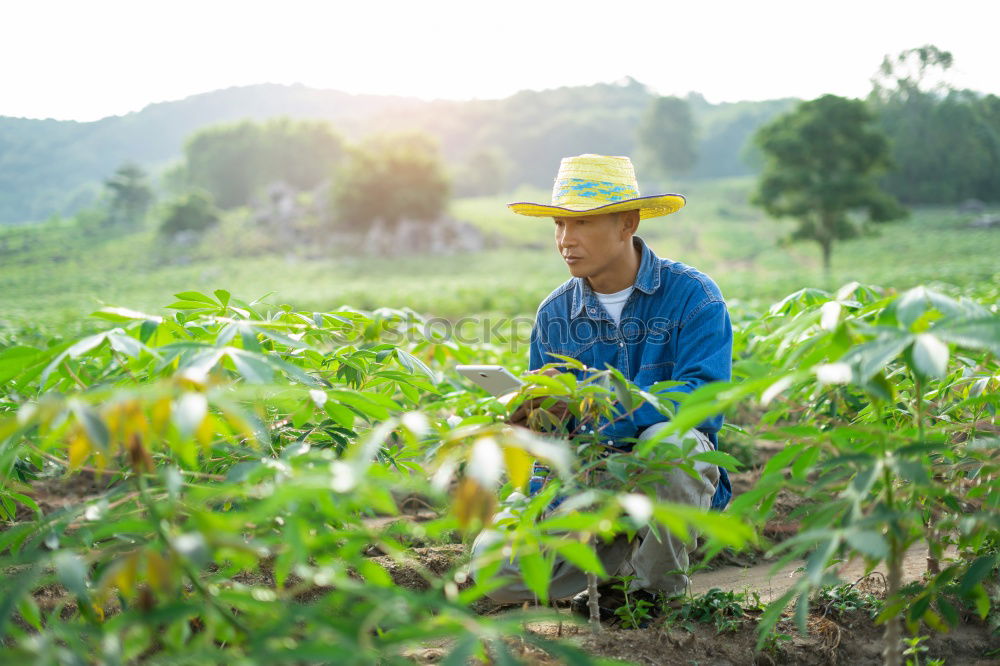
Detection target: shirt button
<box><xmin>618</xmin><ymin>342</ymin><xmax>625</xmax><ymax>347</ymax></box>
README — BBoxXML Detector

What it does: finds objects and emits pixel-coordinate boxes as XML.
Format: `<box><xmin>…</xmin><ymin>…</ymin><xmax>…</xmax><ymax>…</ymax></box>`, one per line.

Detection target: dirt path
<box><xmin>691</xmin><ymin>544</ymin><xmax>939</xmax><ymax>602</ymax></box>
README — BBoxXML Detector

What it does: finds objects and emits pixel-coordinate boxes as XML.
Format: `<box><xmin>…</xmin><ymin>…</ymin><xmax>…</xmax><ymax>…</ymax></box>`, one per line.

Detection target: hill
<box><xmin>0</xmin><ymin>80</ymin><xmax>796</xmax><ymax>224</ymax></box>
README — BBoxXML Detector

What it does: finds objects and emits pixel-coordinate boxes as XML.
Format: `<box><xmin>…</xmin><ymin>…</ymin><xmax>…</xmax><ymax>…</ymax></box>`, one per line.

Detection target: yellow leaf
<box><xmin>453</xmin><ymin>478</ymin><xmax>496</xmax><ymax>529</ymax></box>
<box><xmin>152</xmin><ymin>398</ymin><xmax>172</xmax><ymax>434</ymax></box>
<box><xmin>92</xmin><ymin>449</ymin><xmax>109</xmax><ymax>475</ymax></box>
<box><xmin>115</xmin><ymin>552</ymin><xmax>140</xmax><ymax>599</ymax></box>
<box><xmin>68</xmin><ymin>431</ymin><xmax>90</xmax><ymax>471</ymax></box>
<box><xmin>145</xmin><ymin>550</ymin><xmax>172</xmax><ymax>594</ymax></box>
<box><xmin>124</xmin><ymin>400</ymin><xmax>149</xmax><ymax>440</ymax></box>
<box><xmin>195</xmin><ymin>413</ymin><xmax>216</xmax><ymax>452</ymax></box>
<box><xmin>502</xmin><ymin>445</ymin><xmax>533</xmax><ymax>491</ymax></box>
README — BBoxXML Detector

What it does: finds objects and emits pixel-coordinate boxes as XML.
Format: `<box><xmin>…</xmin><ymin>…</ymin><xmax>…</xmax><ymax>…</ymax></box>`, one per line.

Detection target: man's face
<box><xmin>553</xmin><ymin>211</ymin><xmax>635</xmax><ymax>280</ymax></box>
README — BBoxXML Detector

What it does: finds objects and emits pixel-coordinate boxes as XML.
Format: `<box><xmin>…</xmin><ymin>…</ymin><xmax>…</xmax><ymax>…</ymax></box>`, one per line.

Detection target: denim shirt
<box><xmin>528</xmin><ymin>235</ymin><xmax>733</xmax><ymax>510</ymax></box>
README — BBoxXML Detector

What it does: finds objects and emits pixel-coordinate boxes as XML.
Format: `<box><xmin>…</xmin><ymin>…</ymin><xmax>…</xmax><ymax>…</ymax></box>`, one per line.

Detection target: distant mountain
<box><xmin>0</xmin><ymin>80</ymin><xmax>797</xmax><ymax>224</ymax></box>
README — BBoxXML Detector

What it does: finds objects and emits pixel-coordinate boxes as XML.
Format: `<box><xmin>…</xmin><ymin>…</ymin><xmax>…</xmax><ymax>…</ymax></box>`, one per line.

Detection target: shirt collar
<box><xmin>570</xmin><ymin>235</ymin><xmax>661</xmax><ymax>319</ymax></box>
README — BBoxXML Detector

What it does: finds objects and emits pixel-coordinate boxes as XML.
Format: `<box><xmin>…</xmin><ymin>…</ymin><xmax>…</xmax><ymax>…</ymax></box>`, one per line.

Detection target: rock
<box><xmin>958</xmin><ymin>198</ymin><xmax>986</xmax><ymax>214</ymax></box>
<box><xmin>970</xmin><ymin>214</ymin><xmax>1000</xmax><ymax>229</ymax></box>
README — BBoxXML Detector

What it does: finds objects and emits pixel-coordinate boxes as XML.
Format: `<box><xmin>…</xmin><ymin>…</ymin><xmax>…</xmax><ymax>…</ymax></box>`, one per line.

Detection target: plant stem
<box><xmin>882</xmin><ymin>465</ymin><xmax>902</xmax><ymax>666</ymax></box>
<box><xmin>913</xmin><ymin>375</ymin><xmax>925</xmax><ymax>443</ymax></box>
<box><xmin>587</xmin><ymin>535</ymin><xmax>601</xmax><ymax>633</ymax></box>
<box><xmin>62</xmin><ymin>359</ymin><xmax>87</xmax><ymax>389</ymax></box>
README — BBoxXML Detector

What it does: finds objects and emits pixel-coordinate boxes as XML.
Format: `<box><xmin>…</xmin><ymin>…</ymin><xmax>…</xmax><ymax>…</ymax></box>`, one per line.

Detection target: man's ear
<box><xmin>619</xmin><ymin>209</ymin><xmax>640</xmax><ymax>238</ymax></box>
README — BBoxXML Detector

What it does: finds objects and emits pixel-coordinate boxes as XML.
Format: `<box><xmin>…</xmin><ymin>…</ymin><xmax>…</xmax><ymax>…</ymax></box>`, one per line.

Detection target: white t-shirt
<box><xmin>595</xmin><ymin>285</ymin><xmax>634</xmax><ymax>325</ymax></box>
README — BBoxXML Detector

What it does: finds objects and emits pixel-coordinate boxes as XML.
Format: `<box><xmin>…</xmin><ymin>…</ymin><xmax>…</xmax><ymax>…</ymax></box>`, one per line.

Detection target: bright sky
<box><xmin>3</xmin><ymin>0</ymin><xmax>997</xmax><ymax>121</ymax></box>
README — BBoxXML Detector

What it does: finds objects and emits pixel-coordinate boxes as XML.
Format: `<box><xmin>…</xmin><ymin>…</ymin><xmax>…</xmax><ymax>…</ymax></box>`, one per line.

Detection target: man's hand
<box><xmin>505</xmin><ymin>367</ymin><xmax>570</xmax><ymax>430</ymax></box>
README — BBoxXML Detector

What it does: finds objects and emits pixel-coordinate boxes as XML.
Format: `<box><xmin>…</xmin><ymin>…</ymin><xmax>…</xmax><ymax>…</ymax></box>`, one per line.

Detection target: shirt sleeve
<box><xmin>528</xmin><ymin>319</ymin><xmax>544</xmax><ymax>372</ymax></box>
<box><xmin>630</xmin><ymin>298</ymin><xmax>733</xmax><ymax>436</ymax></box>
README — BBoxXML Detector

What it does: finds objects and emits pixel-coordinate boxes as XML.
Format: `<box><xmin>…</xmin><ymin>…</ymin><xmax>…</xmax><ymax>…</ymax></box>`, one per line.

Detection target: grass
<box><xmin>2</xmin><ymin>177</ymin><xmax>998</xmax><ymax>338</ymax></box>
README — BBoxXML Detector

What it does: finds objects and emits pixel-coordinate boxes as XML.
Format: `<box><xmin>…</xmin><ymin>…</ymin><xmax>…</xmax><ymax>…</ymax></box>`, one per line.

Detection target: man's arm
<box><xmin>630</xmin><ymin>298</ymin><xmax>733</xmax><ymax>435</ymax></box>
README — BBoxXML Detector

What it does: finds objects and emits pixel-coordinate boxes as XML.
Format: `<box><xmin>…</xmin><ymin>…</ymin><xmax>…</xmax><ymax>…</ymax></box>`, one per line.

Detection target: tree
<box><xmin>159</xmin><ymin>191</ymin><xmax>220</xmax><ymax>237</ymax></box>
<box><xmin>333</xmin><ymin>132</ymin><xmax>449</xmax><ymax>231</ymax></box>
<box><xmin>868</xmin><ymin>46</ymin><xmax>1000</xmax><ymax>204</ymax></box>
<box><xmin>870</xmin><ymin>44</ymin><xmax>954</xmax><ymax>105</ymax></box>
<box><xmin>183</xmin><ymin>118</ymin><xmax>344</xmax><ymax>209</ymax></box>
<box><xmin>751</xmin><ymin>94</ymin><xmax>907</xmax><ymax>274</ymax></box>
<box><xmin>636</xmin><ymin>96</ymin><xmax>697</xmax><ymax>180</ymax></box>
<box><xmin>104</xmin><ymin>162</ymin><xmax>154</xmax><ymax>228</ymax></box>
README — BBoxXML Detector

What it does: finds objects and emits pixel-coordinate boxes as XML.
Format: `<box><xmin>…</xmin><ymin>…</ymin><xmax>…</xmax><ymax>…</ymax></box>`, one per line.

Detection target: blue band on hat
<box><xmin>554</xmin><ymin>178</ymin><xmax>639</xmax><ymax>202</ymax></box>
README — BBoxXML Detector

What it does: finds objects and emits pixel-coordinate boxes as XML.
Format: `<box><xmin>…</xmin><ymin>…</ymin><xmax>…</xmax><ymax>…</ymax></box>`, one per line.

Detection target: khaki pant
<box><xmin>470</xmin><ymin>424</ymin><xmax>720</xmax><ymax>602</ymax></box>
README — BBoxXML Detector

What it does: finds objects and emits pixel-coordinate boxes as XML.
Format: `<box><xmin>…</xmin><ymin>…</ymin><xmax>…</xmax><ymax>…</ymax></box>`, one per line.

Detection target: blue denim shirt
<box><xmin>528</xmin><ymin>235</ymin><xmax>733</xmax><ymax>510</ymax></box>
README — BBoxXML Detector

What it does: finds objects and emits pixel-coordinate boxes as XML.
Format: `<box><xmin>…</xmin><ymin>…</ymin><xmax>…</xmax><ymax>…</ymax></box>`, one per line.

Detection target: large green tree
<box><xmin>636</xmin><ymin>96</ymin><xmax>697</xmax><ymax>180</ymax></box>
<box><xmin>333</xmin><ymin>132</ymin><xmax>449</xmax><ymax>231</ymax></box>
<box><xmin>752</xmin><ymin>94</ymin><xmax>907</xmax><ymax>274</ymax></box>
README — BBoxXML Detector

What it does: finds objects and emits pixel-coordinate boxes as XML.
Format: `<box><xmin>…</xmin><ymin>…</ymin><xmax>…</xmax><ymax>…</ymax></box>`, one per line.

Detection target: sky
<box><xmin>2</xmin><ymin>0</ymin><xmax>997</xmax><ymax>122</ymax></box>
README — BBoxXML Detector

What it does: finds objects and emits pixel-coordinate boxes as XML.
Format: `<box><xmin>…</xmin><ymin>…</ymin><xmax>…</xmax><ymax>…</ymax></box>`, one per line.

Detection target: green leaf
<box><xmin>691</xmin><ymin>450</ymin><xmax>744</xmax><ymax>470</ymax></box>
<box><xmin>843</xmin><ymin>330</ymin><xmax>913</xmax><ymax>379</ymax></box>
<box><xmin>845</xmin><ymin>530</ymin><xmax>888</xmax><ymax>559</ymax></box>
<box><xmin>166</xmin><ymin>301</ymin><xmax>218</xmax><ymax>310</ymax></box>
<box><xmin>226</xmin><ymin>349</ymin><xmax>275</xmax><ymax>384</ymax></box>
<box><xmin>937</xmin><ymin>597</ymin><xmax>959</xmax><ymax>627</ymax></box>
<box><xmin>54</xmin><ymin>552</ymin><xmax>89</xmax><ymax>598</ymax></box>
<box><xmin>933</xmin><ymin>318</ymin><xmax>1000</xmax><ymax>357</ymax></box>
<box><xmin>911</xmin><ymin>333</ymin><xmax>949</xmax><ymax>379</ymax></box>
<box><xmin>214</xmin><ymin>289</ymin><xmax>231</xmax><ymax>306</ymax></box>
<box><xmin>394</xmin><ymin>349</ymin><xmax>435</xmax><ymax>380</ymax></box>
<box><xmin>442</xmin><ymin>635</ymin><xmax>479</xmax><ymax>666</ymax></box>
<box><xmin>519</xmin><ymin>551</ymin><xmax>551</xmax><ymax>604</ymax></box>
<box><xmin>72</xmin><ymin>403</ymin><xmax>109</xmax><ymax>450</ymax></box>
<box><xmin>90</xmin><ymin>306</ymin><xmax>163</xmax><ymax>323</ymax></box>
<box><xmin>359</xmin><ymin>560</ymin><xmax>393</xmax><ymax>587</ymax></box>
<box><xmin>959</xmin><ymin>555</ymin><xmax>998</xmax><ymax>595</ymax></box>
<box><xmin>0</xmin><ymin>346</ymin><xmax>43</xmax><ymax>384</ymax></box>
<box><xmin>610</xmin><ymin>373</ymin><xmax>633</xmax><ymax>412</ymax></box>
<box><xmin>174</xmin><ymin>291</ymin><xmax>218</xmax><ymax>305</ymax></box>
<box><xmin>0</xmin><ymin>564</ymin><xmax>39</xmax><ymax>636</ymax></box>
<box><xmin>107</xmin><ymin>330</ymin><xmax>145</xmax><ymax>358</ymax></box>
<box><xmin>895</xmin><ymin>286</ymin><xmax>964</xmax><ymax>329</ymax></box>
<box><xmin>762</xmin><ymin>443</ymin><xmax>806</xmax><ymax>478</ymax></box>
<box><xmin>553</xmin><ymin>541</ymin><xmax>606</xmax><ymax>576</ymax></box>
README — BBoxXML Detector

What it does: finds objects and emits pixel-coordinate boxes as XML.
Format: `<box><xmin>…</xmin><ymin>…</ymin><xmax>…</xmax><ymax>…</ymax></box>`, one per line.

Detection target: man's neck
<box><xmin>587</xmin><ymin>240</ymin><xmax>641</xmax><ymax>294</ymax></box>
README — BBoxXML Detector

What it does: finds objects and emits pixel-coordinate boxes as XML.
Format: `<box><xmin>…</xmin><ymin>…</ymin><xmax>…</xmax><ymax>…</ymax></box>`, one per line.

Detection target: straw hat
<box><xmin>507</xmin><ymin>154</ymin><xmax>686</xmax><ymax>220</ymax></box>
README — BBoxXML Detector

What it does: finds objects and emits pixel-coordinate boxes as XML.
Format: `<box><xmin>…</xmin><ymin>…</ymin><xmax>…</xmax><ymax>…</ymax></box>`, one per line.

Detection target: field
<box><xmin>3</xmin><ymin>178</ymin><xmax>998</xmax><ymax>333</ymax></box>
<box><xmin>1</xmin><ymin>179</ymin><xmax>999</xmax><ymax>664</ymax></box>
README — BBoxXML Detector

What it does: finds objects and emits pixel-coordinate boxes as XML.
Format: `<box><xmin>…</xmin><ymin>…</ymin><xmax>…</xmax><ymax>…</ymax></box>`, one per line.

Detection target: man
<box><xmin>471</xmin><ymin>154</ymin><xmax>733</xmax><ymax>620</ymax></box>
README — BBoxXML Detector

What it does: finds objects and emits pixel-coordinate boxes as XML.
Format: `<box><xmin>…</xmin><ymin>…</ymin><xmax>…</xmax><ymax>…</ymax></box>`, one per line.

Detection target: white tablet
<box><xmin>456</xmin><ymin>364</ymin><xmax>524</xmax><ymax>397</ymax></box>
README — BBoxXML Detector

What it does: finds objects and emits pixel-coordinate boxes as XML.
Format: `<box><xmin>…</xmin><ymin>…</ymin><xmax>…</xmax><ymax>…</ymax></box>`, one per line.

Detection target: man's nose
<box><xmin>558</xmin><ymin>225</ymin><xmax>577</xmax><ymax>248</ymax></box>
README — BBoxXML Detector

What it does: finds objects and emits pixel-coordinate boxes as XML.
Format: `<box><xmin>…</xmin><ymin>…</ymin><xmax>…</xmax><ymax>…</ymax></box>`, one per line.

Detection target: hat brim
<box><xmin>507</xmin><ymin>194</ymin><xmax>686</xmax><ymax>220</ymax></box>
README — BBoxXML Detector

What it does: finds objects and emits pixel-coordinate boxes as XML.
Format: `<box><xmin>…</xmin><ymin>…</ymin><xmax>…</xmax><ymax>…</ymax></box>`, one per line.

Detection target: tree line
<box><xmin>86</xmin><ymin>120</ymin><xmax>451</xmax><ymax>240</ymax></box>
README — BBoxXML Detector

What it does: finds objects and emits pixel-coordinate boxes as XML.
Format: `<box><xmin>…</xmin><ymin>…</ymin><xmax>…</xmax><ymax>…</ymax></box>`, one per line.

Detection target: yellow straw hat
<box><xmin>507</xmin><ymin>154</ymin><xmax>685</xmax><ymax>220</ymax></box>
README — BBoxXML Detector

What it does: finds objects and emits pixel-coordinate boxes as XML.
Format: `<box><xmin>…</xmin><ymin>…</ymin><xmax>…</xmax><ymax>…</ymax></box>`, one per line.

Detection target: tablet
<box><xmin>456</xmin><ymin>364</ymin><xmax>524</xmax><ymax>397</ymax></box>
